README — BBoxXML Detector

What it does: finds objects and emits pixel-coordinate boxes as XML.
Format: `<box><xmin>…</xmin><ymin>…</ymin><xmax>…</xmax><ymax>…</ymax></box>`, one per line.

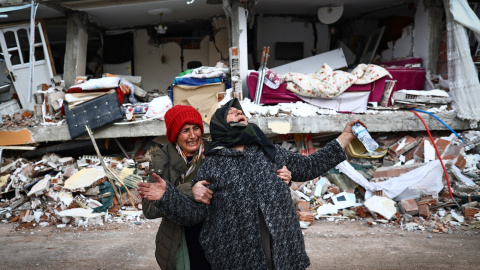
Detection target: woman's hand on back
<box><xmin>277</xmin><ymin>165</ymin><xmax>292</xmax><ymax>185</ymax></box>
<box><xmin>192</xmin><ymin>180</ymin><xmax>214</xmax><ymax>205</ymax></box>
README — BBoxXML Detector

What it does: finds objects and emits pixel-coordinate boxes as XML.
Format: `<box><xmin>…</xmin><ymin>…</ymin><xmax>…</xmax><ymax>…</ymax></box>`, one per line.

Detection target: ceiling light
<box><xmin>148</xmin><ymin>8</ymin><xmax>173</xmax><ymax>35</ymax></box>
<box><xmin>318</xmin><ymin>4</ymin><xmax>344</xmax><ymax>25</ymax></box>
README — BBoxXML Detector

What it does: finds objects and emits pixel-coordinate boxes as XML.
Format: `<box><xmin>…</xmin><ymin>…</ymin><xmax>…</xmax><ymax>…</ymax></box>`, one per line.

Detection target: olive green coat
<box><xmin>142</xmin><ymin>143</ymin><xmax>195</xmax><ymax>270</ymax></box>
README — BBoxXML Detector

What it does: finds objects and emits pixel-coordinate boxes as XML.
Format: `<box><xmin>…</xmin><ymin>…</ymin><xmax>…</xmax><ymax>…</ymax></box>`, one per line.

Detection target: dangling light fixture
<box><xmin>155</xmin><ymin>13</ymin><xmax>168</xmax><ymax>34</ymax></box>
<box><xmin>148</xmin><ymin>8</ymin><xmax>173</xmax><ymax>35</ymax></box>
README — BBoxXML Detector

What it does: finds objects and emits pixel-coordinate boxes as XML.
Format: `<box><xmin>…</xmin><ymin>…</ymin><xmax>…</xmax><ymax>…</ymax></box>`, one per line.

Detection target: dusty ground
<box><xmin>1</xmin><ymin>219</ymin><xmax>479</xmax><ymax>270</ymax></box>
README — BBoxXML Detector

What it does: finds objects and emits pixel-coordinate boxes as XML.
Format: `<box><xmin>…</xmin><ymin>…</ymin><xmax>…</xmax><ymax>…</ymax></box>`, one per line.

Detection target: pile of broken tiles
<box><xmin>289</xmin><ymin>130</ymin><xmax>480</xmax><ymax>233</ymax></box>
<box><xmin>0</xmin><ymin>130</ymin><xmax>479</xmax><ymax>234</ymax></box>
<box><xmin>0</xmin><ymin>153</ymin><xmax>147</xmax><ymax>230</ymax></box>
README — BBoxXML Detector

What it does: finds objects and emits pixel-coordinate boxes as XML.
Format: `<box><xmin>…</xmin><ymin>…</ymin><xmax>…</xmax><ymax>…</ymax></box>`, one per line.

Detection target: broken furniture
<box><xmin>64</xmin><ymin>90</ymin><xmax>123</xmax><ymax>139</ymax></box>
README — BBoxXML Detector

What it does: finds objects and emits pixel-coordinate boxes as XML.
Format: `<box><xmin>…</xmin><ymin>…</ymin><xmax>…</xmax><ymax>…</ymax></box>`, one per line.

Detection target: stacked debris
<box><xmin>0</xmin><ymin>153</ymin><xmax>146</xmax><ymax>229</ymax></box>
<box><xmin>1</xmin><ymin>111</ymin><xmax>40</xmax><ymax>128</ymax></box>
<box><xmin>1</xmin><ymin>130</ymin><xmax>479</xmax><ymax>233</ymax></box>
<box><xmin>288</xmin><ymin>130</ymin><xmax>480</xmax><ymax>233</ymax></box>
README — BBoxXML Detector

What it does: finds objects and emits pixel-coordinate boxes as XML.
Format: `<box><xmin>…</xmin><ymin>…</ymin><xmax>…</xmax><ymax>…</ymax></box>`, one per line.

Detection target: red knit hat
<box><xmin>164</xmin><ymin>105</ymin><xmax>204</xmax><ymax>143</ymax></box>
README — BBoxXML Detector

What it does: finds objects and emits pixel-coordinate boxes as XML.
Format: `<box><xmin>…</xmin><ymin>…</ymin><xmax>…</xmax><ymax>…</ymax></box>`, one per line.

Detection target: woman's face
<box><xmin>176</xmin><ymin>124</ymin><xmax>202</xmax><ymax>156</ymax></box>
<box><xmin>226</xmin><ymin>107</ymin><xmax>248</xmax><ymax>125</ymax></box>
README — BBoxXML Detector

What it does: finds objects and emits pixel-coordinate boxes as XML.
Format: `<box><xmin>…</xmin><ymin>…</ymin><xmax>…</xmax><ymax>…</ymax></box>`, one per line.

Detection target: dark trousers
<box><xmin>185</xmin><ymin>222</ymin><xmax>212</xmax><ymax>270</ymax></box>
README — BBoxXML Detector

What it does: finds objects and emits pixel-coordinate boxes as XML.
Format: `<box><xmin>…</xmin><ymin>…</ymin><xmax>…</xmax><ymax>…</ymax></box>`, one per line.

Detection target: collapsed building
<box><xmin>0</xmin><ymin>0</ymin><xmax>480</xmax><ymax>232</ymax></box>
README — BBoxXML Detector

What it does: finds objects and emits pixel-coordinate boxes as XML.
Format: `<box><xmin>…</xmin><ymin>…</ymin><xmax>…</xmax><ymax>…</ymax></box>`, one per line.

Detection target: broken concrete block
<box><xmin>382</xmin><ymin>155</ymin><xmax>396</xmax><ymax>167</ymax></box>
<box><xmin>464</xmin><ymin>208</ymin><xmax>480</xmax><ymax>218</ymax></box>
<box><xmin>57</xmin><ymin>208</ymin><xmax>104</xmax><ymax>219</ymax></box>
<box><xmin>364</xmin><ymin>195</ymin><xmax>397</xmax><ymax>220</ymax></box>
<box><xmin>63</xmin><ymin>168</ymin><xmax>106</xmax><ymax>190</ymax></box>
<box><xmin>297</xmin><ymin>201</ymin><xmax>310</xmax><ymax>212</ymax></box>
<box><xmin>441</xmin><ymin>143</ymin><xmax>465</xmax><ymax>162</ymax></box>
<box><xmin>331</xmin><ymin>192</ymin><xmax>357</xmax><ymax>209</ymax></box>
<box><xmin>376</xmin><ymin>135</ymin><xmax>405</xmax><ymax>149</ymax></box>
<box><xmin>84</xmin><ymin>186</ymin><xmax>100</xmax><ymax>196</ymax></box>
<box><xmin>434</xmin><ymin>137</ymin><xmax>451</xmax><ymax>156</ymax></box>
<box><xmin>398</xmin><ymin>199</ymin><xmax>419</xmax><ymax>216</ymax></box>
<box><xmin>22</xmin><ymin>215</ymin><xmax>35</xmax><ymax>223</ymax></box>
<box><xmin>418</xmin><ymin>204</ymin><xmax>430</xmax><ymax>218</ymax></box>
<box><xmin>327</xmin><ymin>185</ymin><xmax>340</xmax><ymax>195</ymax></box>
<box><xmin>26</xmin><ymin>176</ymin><xmax>51</xmax><ymax>197</ymax></box>
<box><xmin>351</xmin><ymin>206</ymin><xmax>368</xmax><ymax>218</ymax></box>
<box><xmin>418</xmin><ymin>195</ymin><xmax>437</xmax><ymax>206</ymax></box>
<box><xmin>59</xmin><ymin>157</ymin><xmax>75</xmax><ymax>166</ymax></box>
<box><xmin>451</xmin><ymin>210</ymin><xmax>465</xmax><ymax>223</ymax></box>
<box><xmin>316</xmin><ymin>203</ymin><xmax>338</xmax><ymax>216</ymax></box>
<box><xmin>454</xmin><ymin>155</ymin><xmax>467</xmax><ymax>171</ymax></box>
<box><xmin>314</xmin><ymin>177</ymin><xmax>330</xmax><ymax>197</ymax></box>
<box><xmin>372</xmin><ymin>163</ymin><xmax>424</xmax><ymax>179</ymax></box>
<box><xmin>388</xmin><ymin>135</ymin><xmax>419</xmax><ymax>157</ymax></box>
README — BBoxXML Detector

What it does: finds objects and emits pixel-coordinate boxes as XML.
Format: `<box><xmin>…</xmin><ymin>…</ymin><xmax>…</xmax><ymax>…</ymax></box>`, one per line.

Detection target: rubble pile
<box><xmin>0</xmin><ymin>153</ymin><xmax>147</xmax><ymax>230</ymax></box>
<box><xmin>1</xmin><ymin>130</ymin><xmax>480</xmax><ymax>233</ymax></box>
<box><xmin>1</xmin><ymin>129</ymin><xmax>479</xmax><ymax>234</ymax></box>
<box><xmin>1</xmin><ymin>111</ymin><xmax>40</xmax><ymax>128</ymax></box>
<box><xmin>288</xmin><ymin>130</ymin><xmax>480</xmax><ymax>233</ymax></box>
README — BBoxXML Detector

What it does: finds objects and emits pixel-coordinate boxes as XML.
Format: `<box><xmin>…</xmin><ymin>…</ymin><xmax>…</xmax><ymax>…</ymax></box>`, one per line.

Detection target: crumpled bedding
<box><xmin>283</xmin><ymin>63</ymin><xmax>392</xmax><ymax>99</ymax></box>
<box><xmin>186</xmin><ymin>66</ymin><xmax>230</xmax><ymax>79</ymax></box>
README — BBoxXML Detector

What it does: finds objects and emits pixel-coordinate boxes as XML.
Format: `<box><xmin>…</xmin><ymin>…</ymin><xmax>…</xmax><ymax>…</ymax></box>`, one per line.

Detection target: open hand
<box><xmin>137</xmin><ymin>173</ymin><xmax>167</xmax><ymax>201</ymax></box>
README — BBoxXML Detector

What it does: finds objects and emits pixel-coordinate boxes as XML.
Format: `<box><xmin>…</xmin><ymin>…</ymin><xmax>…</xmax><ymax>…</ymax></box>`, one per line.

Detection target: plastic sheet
<box><xmin>143</xmin><ymin>96</ymin><xmax>173</xmax><ymax>119</ymax></box>
<box><xmin>336</xmin><ymin>160</ymin><xmax>445</xmax><ymax>201</ymax></box>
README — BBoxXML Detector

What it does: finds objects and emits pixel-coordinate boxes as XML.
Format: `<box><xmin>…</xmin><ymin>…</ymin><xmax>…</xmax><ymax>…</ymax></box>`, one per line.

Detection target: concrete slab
<box><xmin>0</xmin><ymin>111</ymin><xmax>472</xmax><ymax>143</ymax></box>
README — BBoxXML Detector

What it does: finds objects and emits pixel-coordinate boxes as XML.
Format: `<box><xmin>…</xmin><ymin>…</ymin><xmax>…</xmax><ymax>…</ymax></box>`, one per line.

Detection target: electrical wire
<box><xmin>410</xmin><ymin>109</ymin><xmax>460</xmax><ymax>207</ymax></box>
<box><xmin>410</xmin><ymin>108</ymin><xmax>473</xmax><ymax>150</ymax></box>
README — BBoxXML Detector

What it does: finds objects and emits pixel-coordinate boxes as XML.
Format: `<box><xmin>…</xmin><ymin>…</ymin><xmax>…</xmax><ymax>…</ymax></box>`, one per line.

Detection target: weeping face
<box><xmin>226</xmin><ymin>107</ymin><xmax>248</xmax><ymax>125</ymax></box>
<box><xmin>176</xmin><ymin>124</ymin><xmax>202</xmax><ymax>156</ymax></box>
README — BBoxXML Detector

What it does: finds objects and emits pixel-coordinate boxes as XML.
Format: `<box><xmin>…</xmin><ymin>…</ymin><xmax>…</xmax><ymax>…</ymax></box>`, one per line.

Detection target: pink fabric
<box><xmin>283</xmin><ymin>64</ymin><xmax>392</xmax><ymax>98</ymax></box>
<box><xmin>264</xmin><ymin>68</ymin><xmax>284</xmax><ymax>87</ymax></box>
<box><xmin>247</xmin><ymin>67</ymin><xmax>426</xmax><ymax>107</ymax></box>
<box><xmin>247</xmin><ymin>72</ymin><xmax>302</xmax><ymax>104</ymax></box>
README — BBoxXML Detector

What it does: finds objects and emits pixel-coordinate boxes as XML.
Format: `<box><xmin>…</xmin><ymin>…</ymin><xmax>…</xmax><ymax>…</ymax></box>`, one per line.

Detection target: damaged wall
<box><xmin>134</xmin><ymin>19</ymin><xmax>229</xmax><ymax>94</ymax></box>
<box><xmin>254</xmin><ymin>15</ymin><xmax>329</xmax><ymax>69</ymax></box>
<box><xmin>253</xmin><ymin>2</ymin><xmax>442</xmax><ymax>70</ymax></box>
<box><xmin>412</xmin><ymin>0</ymin><xmax>431</xmax><ymax>70</ymax></box>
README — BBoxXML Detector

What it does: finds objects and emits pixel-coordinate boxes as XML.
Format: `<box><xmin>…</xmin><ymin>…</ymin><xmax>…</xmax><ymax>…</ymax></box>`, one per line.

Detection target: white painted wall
<box><xmin>413</xmin><ymin>0</ymin><xmax>430</xmax><ymax>68</ymax></box>
<box><xmin>380</xmin><ymin>24</ymin><xmax>414</xmax><ymax>60</ymax></box>
<box><xmin>134</xmin><ymin>25</ymin><xmax>229</xmax><ymax>94</ymax></box>
<box><xmin>379</xmin><ymin>1</ymin><xmax>429</xmax><ymax>64</ymax></box>
<box><xmin>255</xmin><ymin>15</ymin><xmax>329</xmax><ymax>69</ymax></box>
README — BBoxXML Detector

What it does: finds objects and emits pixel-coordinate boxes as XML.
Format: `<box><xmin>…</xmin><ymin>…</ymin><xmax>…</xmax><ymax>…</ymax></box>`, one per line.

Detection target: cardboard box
<box><xmin>172</xmin><ymin>82</ymin><xmax>225</xmax><ymax>124</ymax></box>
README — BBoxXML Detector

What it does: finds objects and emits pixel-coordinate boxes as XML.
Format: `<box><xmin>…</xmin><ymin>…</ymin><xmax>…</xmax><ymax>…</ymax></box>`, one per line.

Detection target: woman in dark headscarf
<box><xmin>140</xmin><ymin>98</ymin><xmax>363</xmax><ymax>270</ymax></box>
<box><xmin>207</xmin><ymin>98</ymin><xmax>276</xmax><ymax>160</ymax></box>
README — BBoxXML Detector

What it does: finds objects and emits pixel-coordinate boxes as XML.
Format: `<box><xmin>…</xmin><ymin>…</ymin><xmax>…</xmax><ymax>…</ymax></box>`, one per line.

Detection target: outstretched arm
<box><xmin>138</xmin><ymin>173</ymin><xmax>207</xmax><ymax>226</ymax></box>
<box><xmin>336</xmin><ymin>119</ymin><xmax>364</xmax><ymax>149</ymax></box>
<box><xmin>280</xmin><ymin>120</ymin><xmax>364</xmax><ymax>181</ymax></box>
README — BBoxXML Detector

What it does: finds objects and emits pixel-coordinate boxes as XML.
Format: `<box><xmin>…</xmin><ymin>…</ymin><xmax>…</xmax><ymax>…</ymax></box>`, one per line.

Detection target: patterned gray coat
<box><xmin>153</xmin><ymin>140</ymin><xmax>346</xmax><ymax>270</ymax></box>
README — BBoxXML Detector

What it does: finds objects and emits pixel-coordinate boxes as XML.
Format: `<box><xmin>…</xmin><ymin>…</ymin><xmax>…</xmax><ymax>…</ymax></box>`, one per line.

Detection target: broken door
<box><xmin>0</xmin><ymin>22</ymin><xmax>55</xmax><ymax>110</ymax></box>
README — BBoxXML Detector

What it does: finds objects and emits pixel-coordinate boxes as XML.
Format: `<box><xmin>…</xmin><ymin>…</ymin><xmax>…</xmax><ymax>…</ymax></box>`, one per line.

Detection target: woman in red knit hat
<box><xmin>141</xmin><ymin>104</ymin><xmax>293</xmax><ymax>270</ymax></box>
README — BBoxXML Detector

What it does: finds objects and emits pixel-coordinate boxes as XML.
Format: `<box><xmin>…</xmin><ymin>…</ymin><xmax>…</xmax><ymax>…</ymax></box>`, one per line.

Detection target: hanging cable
<box><xmin>410</xmin><ymin>109</ymin><xmax>459</xmax><ymax>207</ymax></box>
<box><xmin>411</xmin><ymin>108</ymin><xmax>473</xmax><ymax>150</ymax></box>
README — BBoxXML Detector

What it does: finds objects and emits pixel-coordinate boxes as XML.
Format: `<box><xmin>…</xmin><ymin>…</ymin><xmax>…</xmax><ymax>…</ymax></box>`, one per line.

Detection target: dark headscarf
<box><xmin>207</xmin><ymin>98</ymin><xmax>276</xmax><ymax>161</ymax></box>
